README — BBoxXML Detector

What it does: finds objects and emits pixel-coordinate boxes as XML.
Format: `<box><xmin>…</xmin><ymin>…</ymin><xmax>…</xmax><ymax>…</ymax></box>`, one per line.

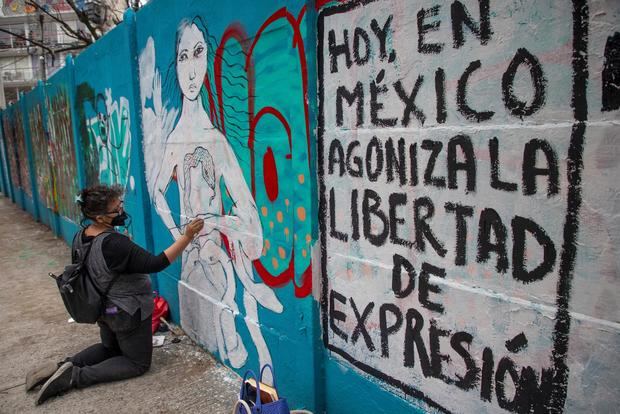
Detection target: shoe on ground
<box><xmin>25</xmin><ymin>361</ymin><xmax>60</xmax><ymax>392</ymax></box>
<box><xmin>35</xmin><ymin>362</ymin><xmax>74</xmax><ymax>405</ymax></box>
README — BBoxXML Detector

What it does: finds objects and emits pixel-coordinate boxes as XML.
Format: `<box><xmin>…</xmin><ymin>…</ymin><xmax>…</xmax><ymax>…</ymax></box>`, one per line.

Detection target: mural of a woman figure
<box><xmin>153</xmin><ymin>17</ymin><xmax>283</xmax><ymax>373</ymax></box>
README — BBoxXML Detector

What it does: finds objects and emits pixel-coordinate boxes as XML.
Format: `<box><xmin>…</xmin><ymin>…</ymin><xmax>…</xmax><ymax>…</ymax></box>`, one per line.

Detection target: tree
<box><xmin>0</xmin><ymin>0</ymin><xmax>142</xmax><ymax>60</ymax></box>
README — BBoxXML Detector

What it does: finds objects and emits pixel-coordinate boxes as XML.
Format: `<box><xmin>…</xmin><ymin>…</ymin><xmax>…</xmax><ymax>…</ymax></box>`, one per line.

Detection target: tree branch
<box><xmin>53</xmin><ymin>44</ymin><xmax>88</xmax><ymax>53</ymax></box>
<box><xmin>64</xmin><ymin>0</ymin><xmax>100</xmax><ymax>40</ymax></box>
<box><xmin>0</xmin><ymin>27</ymin><xmax>54</xmax><ymax>55</ymax></box>
<box><xmin>25</xmin><ymin>0</ymin><xmax>92</xmax><ymax>45</ymax></box>
<box><xmin>59</xmin><ymin>23</ymin><xmax>89</xmax><ymax>44</ymax></box>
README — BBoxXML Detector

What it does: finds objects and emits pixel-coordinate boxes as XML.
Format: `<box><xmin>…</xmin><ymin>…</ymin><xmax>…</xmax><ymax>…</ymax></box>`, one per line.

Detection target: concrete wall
<box><xmin>319</xmin><ymin>0</ymin><xmax>620</xmax><ymax>412</ymax></box>
<box><xmin>73</xmin><ymin>15</ymin><xmax>153</xmax><ymax>259</ymax></box>
<box><xmin>0</xmin><ymin>1</ymin><xmax>618</xmax><ymax>413</ymax></box>
<box><xmin>134</xmin><ymin>1</ymin><xmax>320</xmax><ymax>409</ymax></box>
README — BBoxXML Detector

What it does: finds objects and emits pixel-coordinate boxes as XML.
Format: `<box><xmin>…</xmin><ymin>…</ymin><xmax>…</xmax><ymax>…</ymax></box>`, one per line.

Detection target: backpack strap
<box><xmin>78</xmin><ymin>228</ymin><xmax>122</xmax><ymax>297</ymax></box>
<box><xmin>71</xmin><ymin>229</ymin><xmax>84</xmax><ymax>264</ymax></box>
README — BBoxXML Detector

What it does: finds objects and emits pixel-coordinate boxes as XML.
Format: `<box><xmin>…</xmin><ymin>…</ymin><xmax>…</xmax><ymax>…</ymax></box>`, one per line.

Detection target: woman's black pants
<box><xmin>69</xmin><ymin>310</ymin><xmax>152</xmax><ymax>388</ymax></box>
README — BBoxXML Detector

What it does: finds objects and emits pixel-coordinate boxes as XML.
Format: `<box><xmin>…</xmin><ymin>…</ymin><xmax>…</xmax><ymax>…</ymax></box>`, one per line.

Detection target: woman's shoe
<box><xmin>25</xmin><ymin>361</ymin><xmax>61</xmax><ymax>392</ymax></box>
<box><xmin>35</xmin><ymin>362</ymin><xmax>74</xmax><ymax>405</ymax></box>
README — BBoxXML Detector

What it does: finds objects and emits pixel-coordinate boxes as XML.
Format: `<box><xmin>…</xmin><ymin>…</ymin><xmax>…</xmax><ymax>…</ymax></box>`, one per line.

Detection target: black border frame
<box><xmin>317</xmin><ymin>0</ymin><xmax>589</xmax><ymax>412</ymax></box>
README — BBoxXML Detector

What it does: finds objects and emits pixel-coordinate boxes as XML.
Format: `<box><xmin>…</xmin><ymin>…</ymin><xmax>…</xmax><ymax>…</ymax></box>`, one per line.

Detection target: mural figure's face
<box><xmin>177</xmin><ymin>23</ymin><xmax>207</xmax><ymax>101</ymax></box>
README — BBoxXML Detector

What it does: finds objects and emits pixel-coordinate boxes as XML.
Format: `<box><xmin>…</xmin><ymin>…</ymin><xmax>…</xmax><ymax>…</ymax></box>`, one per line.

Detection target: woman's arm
<box><xmin>163</xmin><ymin>218</ymin><xmax>204</xmax><ymax>263</ymax></box>
<box><xmin>102</xmin><ymin>219</ymin><xmax>204</xmax><ymax>274</ymax></box>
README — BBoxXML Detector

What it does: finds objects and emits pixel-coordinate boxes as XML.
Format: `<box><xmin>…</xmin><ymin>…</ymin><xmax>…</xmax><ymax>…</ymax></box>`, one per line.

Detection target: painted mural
<box><xmin>0</xmin><ymin>0</ymin><xmax>617</xmax><ymax>413</ymax></box>
<box><xmin>46</xmin><ymin>87</ymin><xmax>80</xmax><ymax>220</ymax></box>
<box><xmin>76</xmin><ymin>83</ymin><xmax>132</xmax><ymax>188</ymax></box>
<box><xmin>12</xmin><ymin>108</ymin><xmax>32</xmax><ymax>198</ymax></box>
<box><xmin>1</xmin><ymin>109</ymin><xmax>31</xmax><ymax>197</ymax></box>
<box><xmin>0</xmin><ymin>124</ymin><xmax>11</xmax><ymax>199</ymax></box>
<box><xmin>2</xmin><ymin>112</ymin><xmax>21</xmax><ymax>190</ymax></box>
<box><xmin>319</xmin><ymin>0</ymin><xmax>619</xmax><ymax>413</ymax></box>
<box><xmin>139</xmin><ymin>6</ymin><xmax>314</xmax><ymax>376</ymax></box>
<box><xmin>28</xmin><ymin>103</ymin><xmax>55</xmax><ymax>210</ymax></box>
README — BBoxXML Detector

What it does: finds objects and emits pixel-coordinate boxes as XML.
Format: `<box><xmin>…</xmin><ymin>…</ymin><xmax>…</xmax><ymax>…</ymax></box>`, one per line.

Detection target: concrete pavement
<box><xmin>0</xmin><ymin>195</ymin><xmax>241</xmax><ymax>413</ymax></box>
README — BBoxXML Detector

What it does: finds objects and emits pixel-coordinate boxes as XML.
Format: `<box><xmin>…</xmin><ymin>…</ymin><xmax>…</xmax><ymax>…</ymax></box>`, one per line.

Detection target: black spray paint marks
<box><xmin>418</xmin><ymin>5</ymin><xmax>444</xmax><ymax>54</ymax></box>
<box><xmin>550</xmin><ymin>0</ymin><xmax>589</xmax><ymax>411</ymax></box>
<box><xmin>330</xmin><ymin>285</ymin><xmax>561</xmax><ymax>412</ymax></box>
<box><xmin>457</xmin><ymin>60</ymin><xmax>495</xmax><ymax>122</ymax></box>
<box><xmin>371</xmin><ymin>70</ymin><xmax>398</xmax><ymax>127</ymax></box>
<box><xmin>336</xmin><ymin>83</ymin><xmax>364</xmax><ymax>127</ymax></box>
<box><xmin>328</xmin><ymin>28</ymin><xmax>352</xmax><ymax>73</ymax></box>
<box><xmin>477</xmin><ymin>208</ymin><xmax>509</xmax><ymax>274</ymax></box>
<box><xmin>490</xmin><ymin>137</ymin><xmax>518</xmax><ymax>192</ymax></box>
<box><xmin>350</xmin><ymin>298</ymin><xmax>376</xmax><ymax>351</ymax></box>
<box><xmin>505</xmin><ymin>332</ymin><xmax>529</xmax><ymax>353</ymax></box>
<box><xmin>332</xmin><ymin>36</ymin><xmax>552</xmax><ymax>128</ymax></box>
<box><xmin>501</xmin><ymin>48</ymin><xmax>547</xmax><ymax>119</ymax></box>
<box><xmin>329</xmin><ymin>13</ymin><xmax>396</xmax><ymax>74</ymax></box>
<box><xmin>522</xmin><ymin>139</ymin><xmax>559</xmax><ymax>197</ymax></box>
<box><xmin>451</xmin><ymin>0</ymin><xmax>492</xmax><ymax>49</ymax></box>
<box><xmin>445</xmin><ymin>202</ymin><xmax>474</xmax><ymax>266</ymax></box>
<box><xmin>435</xmin><ymin>68</ymin><xmax>447</xmax><ymax>123</ymax></box>
<box><xmin>394</xmin><ymin>76</ymin><xmax>426</xmax><ymax>126</ymax></box>
<box><xmin>380</xmin><ymin>303</ymin><xmax>403</xmax><ymax>358</ymax></box>
<box><xmin>450</xmin><ymin>331</ymin><xmax>480</xmax><ymax>390</ymax></box>
<box><xmin>318</xmin><ymin>0</ymin><xmax>591</xmax><ymax>412</ymax></box>
<box><xmin>329</xmin><ymin>289</ymin><xmax>348</xmax><ymax>342</ymax></box>
<box><xmin>602</xmin><ymin>32</ymin><xmax>620</xmax><ymax>112</ymax></box>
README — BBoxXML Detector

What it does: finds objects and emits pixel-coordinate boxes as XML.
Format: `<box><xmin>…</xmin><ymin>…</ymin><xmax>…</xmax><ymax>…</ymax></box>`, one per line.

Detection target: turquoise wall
<box><xmin>1</xmin><ymin>1</ymin><xmax>618</xmax><ymax>413</ymax></box>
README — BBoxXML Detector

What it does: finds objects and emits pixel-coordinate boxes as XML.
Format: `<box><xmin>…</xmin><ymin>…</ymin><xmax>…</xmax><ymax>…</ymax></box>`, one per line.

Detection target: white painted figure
<box><xmin>141</xmin><ymin>18</ymin><xmax>282</xmax><ymax>375</ymax></box>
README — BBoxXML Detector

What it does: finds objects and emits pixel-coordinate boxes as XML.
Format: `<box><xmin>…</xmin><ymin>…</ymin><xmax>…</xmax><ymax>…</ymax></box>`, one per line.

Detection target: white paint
<box><xmin>85</xmin><ymin>89</ymin><xmax>132</xmax><ymax>187</ymax></box>
<box><xmin>320</xmin><ymin>0</ymin><xmax>620</xmax><ymax>412</ymax></box>
<box><xmin>139</xmin><ymin>21</ymin><xmax>282</xmax><ymax>376</ymax></box>
<box><xmin>139</xmin><ymin>37</ymin><xmax>179</xmax><ymax>200</ymax></box>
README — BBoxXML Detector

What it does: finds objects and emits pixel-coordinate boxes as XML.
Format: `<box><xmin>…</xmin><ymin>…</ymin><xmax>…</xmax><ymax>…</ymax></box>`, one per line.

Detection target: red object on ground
<box><xmin>152</xmin><ymin>295</ymin><xmax>169</xmax><ymax>333</ymax></box>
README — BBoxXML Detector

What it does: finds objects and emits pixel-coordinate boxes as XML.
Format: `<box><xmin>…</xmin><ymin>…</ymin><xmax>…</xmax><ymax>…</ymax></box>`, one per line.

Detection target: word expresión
<box><xmin>329</xmin><ymin>286</ymin><xmax>557</xmax><ymax>413</ymax></box>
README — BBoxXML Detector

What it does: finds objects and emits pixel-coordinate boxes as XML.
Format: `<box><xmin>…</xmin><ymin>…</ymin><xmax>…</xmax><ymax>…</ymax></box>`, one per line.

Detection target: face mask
<box><xmin>110</xmin><ymin>211</ymin><xmax>129</xmax><ymax>227</ymax></box>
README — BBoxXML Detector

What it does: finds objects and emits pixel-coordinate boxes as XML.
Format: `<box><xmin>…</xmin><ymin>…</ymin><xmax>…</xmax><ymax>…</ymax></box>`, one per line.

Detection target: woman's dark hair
<box><xmin>76</xmin><ymin>184</ymin><xmax>124</xmax><ymax>223</ymax></box>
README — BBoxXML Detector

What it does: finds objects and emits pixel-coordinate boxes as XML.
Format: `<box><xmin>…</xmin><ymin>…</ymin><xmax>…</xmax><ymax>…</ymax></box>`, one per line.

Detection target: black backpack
<box><xmin>50</xmin><ymin>230</ymin><xmax>120</xmax><ymax>324</ymax></box>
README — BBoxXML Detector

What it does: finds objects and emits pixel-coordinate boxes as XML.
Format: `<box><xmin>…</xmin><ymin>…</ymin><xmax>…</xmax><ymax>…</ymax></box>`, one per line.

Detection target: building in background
<box><xmin>0</xmin><ymin>1</ymin><xmax>77</xmax><ymax>106</ymax></box>
<box><xmin>0</xmin><ymin>0</ymin><xmax>146</xmax><ymax>107</ymax></box>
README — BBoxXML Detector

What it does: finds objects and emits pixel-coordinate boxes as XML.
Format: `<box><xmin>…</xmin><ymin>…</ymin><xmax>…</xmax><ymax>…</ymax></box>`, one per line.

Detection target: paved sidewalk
<box><xmin>0</xmin><ymin>195</ymin><xmax>241</xmax><ymax>413</ymax></box>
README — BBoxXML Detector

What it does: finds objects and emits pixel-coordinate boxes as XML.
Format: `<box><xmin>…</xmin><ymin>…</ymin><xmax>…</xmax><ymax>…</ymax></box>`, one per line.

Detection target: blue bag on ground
<box><xmin>239</xmin><ymin>364</ymin><xmax>290</xmax><ymax>414</ymax></box>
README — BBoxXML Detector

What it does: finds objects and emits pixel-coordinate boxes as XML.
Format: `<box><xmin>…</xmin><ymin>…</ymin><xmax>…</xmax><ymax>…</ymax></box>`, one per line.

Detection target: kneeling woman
<box><xmin>28</xmin><ymin>184</ymin><xmax>203</xmax><ymax>405</ymax></box>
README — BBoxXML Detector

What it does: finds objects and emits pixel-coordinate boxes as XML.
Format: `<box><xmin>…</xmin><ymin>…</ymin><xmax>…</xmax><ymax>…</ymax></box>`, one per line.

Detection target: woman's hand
<box><xmin>184</xmin><ymin>218</ymin><xmax>204</xmax><ymax>239</ymax></box>
<box><xmin>163</xmin><ymin>218</ymin><xmax>205</xmax><ymax>264</ymax></box>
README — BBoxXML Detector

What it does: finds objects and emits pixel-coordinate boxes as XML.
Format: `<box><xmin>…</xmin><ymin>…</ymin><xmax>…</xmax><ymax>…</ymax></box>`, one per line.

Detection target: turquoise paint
<box><xmin>124</xmin><ymin>8</ymin><xmax>159</xmax><ymax>293</ymax></box>
<box><xmin>20</xmin><ymin>89</ymin><xmax>44</xmax><ymax>223</ymax></box>
<box><xmin>73</xmin><ymin>16</ymin><xmax>153</xmax><ymax>263</ymax></box>
<box><xmin>0</xmin><ymin>1</ymin><xmax>325</xmax><ymax>411</ymax></box>
<box><xmin>2</xmin><ymin>106</ymin><xmax>26</xmax><ymax>209</ymax></box>
<box><xmin>0</xmin><ymin>120</ymin><xmax>14</xmax><ymax>202</ymax></box>
<box><xmin>22</xmin><ymin>85</ymin><xmax>57</xmax><ymax>230</ymax></box>
<box><xmin>134</xmin><ymin>1</ymin><xmax>319</xmax><ymax>411</ymax></box>
<box><xmin>15</xmin><ymin>98</ymin><xmax>38</xmax><ymax>220</ymax></box>
<box><xmin>44</xmin><ymin>66</ymin><xmax>82</xmax><ymax>242</ymax></box>
<box><xmin>2</xmin><ymin>1</ymin><xmax>612</xmax><ymax>413</ymax></box>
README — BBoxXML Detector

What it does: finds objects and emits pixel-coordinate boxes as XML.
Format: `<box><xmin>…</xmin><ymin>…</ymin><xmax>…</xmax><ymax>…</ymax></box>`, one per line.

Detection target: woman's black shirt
<box><xmin>81</xmin><ymin>231</ymin><xmax>169</xmax><ymax>274</ymax></box>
